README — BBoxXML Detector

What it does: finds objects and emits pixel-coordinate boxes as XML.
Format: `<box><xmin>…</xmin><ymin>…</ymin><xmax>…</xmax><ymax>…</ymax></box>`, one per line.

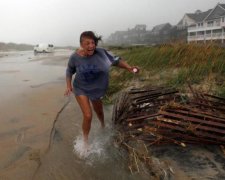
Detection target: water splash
<box><xmin>73</xmin><ymin>126</ymin><xmax>114</xmax><ymax>164</ymax></box>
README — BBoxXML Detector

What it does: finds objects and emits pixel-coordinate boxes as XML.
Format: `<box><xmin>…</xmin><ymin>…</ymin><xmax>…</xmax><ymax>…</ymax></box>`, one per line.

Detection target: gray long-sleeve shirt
<box><xmin>66</xmin><ymin>47</ymin><xmax>120</xmax><ymax>100</ymax></box>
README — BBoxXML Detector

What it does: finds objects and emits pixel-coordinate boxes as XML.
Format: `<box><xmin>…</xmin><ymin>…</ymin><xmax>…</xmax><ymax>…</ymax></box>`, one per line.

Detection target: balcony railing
<box><xmin>188</xmin><ymin>36</ymin><xmax>197</xmax><ymax>40</ymax></box>
<box><xmin>188</xmin><ymin>33</ymin><xmax>224</xmax><ymax>41</ymax></box>
<box><xmin>197</xmin><ymin>35</ymin><xmax>204</xmax><ymax>39</ymax></box>
<box><xmin>212</xmin><ymin>33</ymin><xmax>222</xmax><ymax>37</ymax></box>
<box><xmin>188</xmin><ymin>22</ymin><xmax>225</xmax><ymax>31</ymax></box>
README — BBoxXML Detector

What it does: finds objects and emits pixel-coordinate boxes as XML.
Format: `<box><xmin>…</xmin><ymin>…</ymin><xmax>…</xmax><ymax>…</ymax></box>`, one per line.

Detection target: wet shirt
<box><xmin>66</xmin><ymin>47</ymin><xmax>120</xmax><ymax>100</ymax></box>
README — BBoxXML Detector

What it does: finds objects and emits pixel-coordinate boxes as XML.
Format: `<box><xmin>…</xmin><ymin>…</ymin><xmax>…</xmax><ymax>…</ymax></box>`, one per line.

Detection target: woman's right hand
<box><xmin>64</xmin><ymin>87</ymin><xmax>73</xmax><ymax>96</ymax></box>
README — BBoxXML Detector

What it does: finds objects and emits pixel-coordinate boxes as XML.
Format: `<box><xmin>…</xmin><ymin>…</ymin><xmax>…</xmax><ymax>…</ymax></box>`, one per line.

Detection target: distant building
<box><xmin>148</xmin><ymin>23</ymin><xmax>173</xmax><ymax>44</ymax></box>
<box><xmin>133</xmin><ymin>24</ymin><xmax>147</xmax><ymax>32</ymax></box>
<box><xmin>107</xmin><ymin>23</ymin><xmax>173</xmax><ymax>45</ymax></box>
<box><xmin>107</xmin><ymin>24</ymin><xmax>148</xmax><ymax>45</ymax></box>
<box><xmin>107</xmin><ymin>31</ymin><xmax>128</xmax><ymax>45</ymax></box>
<box><xmin>106</xmin><ymin>3</ymin><xmax>225</xmax><ymax>46</ymax></box>
<box><xmin>170</xmin><ymin>26</ymin><xmax>187</xmax><ymax>43</ymax></box>
<box><xmin>152</xmin><ymin>23</ymin><xmax>172</xmax><ymax>35</ymax></box>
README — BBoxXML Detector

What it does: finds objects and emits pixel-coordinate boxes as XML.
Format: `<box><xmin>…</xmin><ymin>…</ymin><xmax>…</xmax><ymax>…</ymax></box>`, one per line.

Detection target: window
<box><xmin>215</xmin><ymin>19</ymin><xmax>220</xmax><ymax>26</ymax></box>
<box><xmin>207</xmin><ymin>21</ymin><xmax>213</xmax><ymax>27</ymax></box>
<box><xmin>197</xmin><ymin>31</ymin><xmax>204</xmax><ymax>35</ymax></box>
<box><xmin>189</xmin><ymin>24</ymin><xmax>196</xmax><ymax>28</ymax></box>
<box><xmin>190</xmin><ymin>32</ymin><xmax>196</xmax><ymax>36</ymax></box>
<box><xmin>212</xmin><ymin>29</ymin><xmax>222</xmax><ymax>33</ymax></box>
<box><xmin>198</xmin><ymin>23</ymin><xmax>203</xmax><ymax>27</ymax></box>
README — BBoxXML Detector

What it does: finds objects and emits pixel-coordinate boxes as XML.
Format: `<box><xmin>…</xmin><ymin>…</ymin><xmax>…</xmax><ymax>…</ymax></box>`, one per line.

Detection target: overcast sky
<box><xmin>0</xmin><ymin>0</ymin><xmax>225</xmax><ymax>46</ymax></box>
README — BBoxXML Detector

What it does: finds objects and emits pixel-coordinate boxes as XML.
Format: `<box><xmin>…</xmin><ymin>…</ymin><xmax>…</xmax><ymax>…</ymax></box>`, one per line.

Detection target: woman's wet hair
<box><xmin>80</xmin><ymin>31</ymin><xmax>102</xmax><ymax>46</ymax></box>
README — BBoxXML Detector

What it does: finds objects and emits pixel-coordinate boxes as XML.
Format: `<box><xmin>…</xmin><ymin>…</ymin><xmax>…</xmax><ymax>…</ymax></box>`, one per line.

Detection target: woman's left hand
<box><xmin>128</xmin><ymin>66</ymin><xmax>140</xmax><ymax>74</ymax></box>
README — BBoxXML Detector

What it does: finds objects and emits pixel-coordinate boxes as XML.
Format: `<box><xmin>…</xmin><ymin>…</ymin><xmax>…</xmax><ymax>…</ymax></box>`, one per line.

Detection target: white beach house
<box><xmin>184</xmin><ymin>3</ymin><xmax>225</xmax><ymax>43</ymax></box>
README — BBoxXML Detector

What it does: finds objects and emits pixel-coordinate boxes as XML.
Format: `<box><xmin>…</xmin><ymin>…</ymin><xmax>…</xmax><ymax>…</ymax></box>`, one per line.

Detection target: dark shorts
<box><xmin>73</xmin><ymin>86</ymin><xmax>103</xmax><ymax>101</ymax></box>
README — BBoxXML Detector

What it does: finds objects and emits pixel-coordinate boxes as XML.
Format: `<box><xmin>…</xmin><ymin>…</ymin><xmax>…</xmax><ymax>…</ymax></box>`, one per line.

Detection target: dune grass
<box><xmin>104</xmin><ymin>43</ymin><xmax>225</xmax><ymax>103</ymax></box>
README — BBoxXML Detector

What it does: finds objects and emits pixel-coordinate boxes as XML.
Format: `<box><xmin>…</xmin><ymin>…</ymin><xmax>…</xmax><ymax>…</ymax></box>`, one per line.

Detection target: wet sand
<box><xmin>0</xmin><ymin>50</ymin><xmax>71</xmax><ymax>179</ymax></box>
<box><xmin>0</xmin><ymin>83</ymin><xmax>68</xmax><ymax>179</ymax></box>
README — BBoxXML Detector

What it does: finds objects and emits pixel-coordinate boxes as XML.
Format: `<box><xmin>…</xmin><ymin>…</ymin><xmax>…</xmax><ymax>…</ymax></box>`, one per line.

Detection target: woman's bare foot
<box><xmin>83</xmin><ymin>136</ymin><xmax>89</xmax><ymax>150</ymax></box>
<box><xmin>101</xmin><ymin>122</ymin><xmax>105</xmax><ymax>128</ymax></box>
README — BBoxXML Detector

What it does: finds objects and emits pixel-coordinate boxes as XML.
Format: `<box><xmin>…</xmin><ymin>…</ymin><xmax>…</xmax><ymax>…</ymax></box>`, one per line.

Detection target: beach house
<box><xmin>185</xmin><ymin>3</ymin><xmax>225</xmax><ymax>43</ymax></box>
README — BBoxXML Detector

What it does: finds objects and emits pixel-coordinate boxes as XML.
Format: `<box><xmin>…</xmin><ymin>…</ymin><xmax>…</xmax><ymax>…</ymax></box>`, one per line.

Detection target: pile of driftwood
<box><xmin>112</xmin><ymin>86</ymin><xmax>225</xmax><ymax>177</ymax></box>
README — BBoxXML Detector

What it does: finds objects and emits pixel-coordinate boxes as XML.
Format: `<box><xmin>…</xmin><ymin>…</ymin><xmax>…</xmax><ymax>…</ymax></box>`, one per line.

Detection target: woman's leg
<box><xmin>75</xmin><ymin>95</ymin><xmax>92</xmax><ymax>144</ymax></box>
<box><xmin>91</xmin><ymin>99</ymin><xmax>105</xmax><ymax>128</ymax></box>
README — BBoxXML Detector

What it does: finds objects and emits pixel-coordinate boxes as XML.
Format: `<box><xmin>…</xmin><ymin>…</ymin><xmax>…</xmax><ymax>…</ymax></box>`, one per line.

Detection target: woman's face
<box><xmin>80</xmin><ymin>37</ymin><xmax>96</xmax><ymax>56</ymax></box>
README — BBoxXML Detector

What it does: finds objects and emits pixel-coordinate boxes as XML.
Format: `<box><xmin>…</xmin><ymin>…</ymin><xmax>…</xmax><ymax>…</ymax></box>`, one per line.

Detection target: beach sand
<box><xmin>0</xmin><ymin>82</ymin><xmax>69</xmax><ymax>179</ymax></box>
<box><xmin>0</xmin><ymin>51</ymin><xmax>72</xmax><ymax>179</ymax></box>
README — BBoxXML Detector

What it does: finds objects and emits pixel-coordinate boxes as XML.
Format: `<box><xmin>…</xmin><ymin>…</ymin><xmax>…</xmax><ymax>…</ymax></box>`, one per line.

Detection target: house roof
<box><xmin>135</xmin><ymin>24</ymin><xmax>146</xmax><ymax>28</ymax></box>
<box><xmin>176</xmin><ymin>14</ymin><xmax>194</xmax><ymax>26</ymax></box>
<box><xmin>152</xmin><ymin>23</ymin><xmax>172</xmax><ymax>32</ymax></box>
<box><xmin>114</xmin><ymin>31</ymin><xmax>127</xmax><ymax>35</ymax></box>
<box><xmin>177</xmin><ymin>18</ymin><xmax>183</xmax><ymax>26</ymax></box>
<box><xmin>219</xmin><ymin>4</ymin><xmax>225</xmax><ymax>10</ymax></box>
<box><xmin>186</xmin><ymin>9</ymin><xmax>212</xmax><ymax>22</ymax></box>
<box><xmin>205</xmin><ymin>4</ymin><xmax>225</xmax><ymax>21</ymax></box>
